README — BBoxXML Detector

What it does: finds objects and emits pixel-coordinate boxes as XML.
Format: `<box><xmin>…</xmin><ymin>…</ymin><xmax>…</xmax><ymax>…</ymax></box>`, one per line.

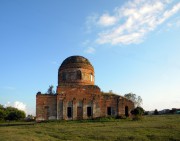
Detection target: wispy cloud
<box><xmin>85</xmin><ymin>13</ymin><xmax>98</xmax><ymax>33</ymax></box>
<box><xmin>2</xmin><ymin>86</ymin><xmax>16</xmax><ymax>90</ymax></box>
<box><xmin>85</xmin><ymin>0</ymin><xmax>180</xmax><ymax>45</ymax></box>
<box><xmin>84</xmin><ymin>47</ymin><xmax>95</xmax><ymax>54</ymax></box>
<box><xmin>97</xmin><ymin>13</ymin><xmax>117</xmax><ymax>27</ymax></box>
<box><xmin>167</xmin><ymin>17</ymin><xmax>180</xmax><ymax>27</ymax></box>
<box><xmin>82</xmin><ymin>40</ymin><xmax>90</xmax><ymax>46</ymax></box>
<box><xmin>82</xmin><ymin>40</ymin><xmax>96</xmax><ymax>54</ymax></box>
<box><xmin>51</xmin><ymin>61</ymin><xmax>58</xmax><ymax>65</ymax></box>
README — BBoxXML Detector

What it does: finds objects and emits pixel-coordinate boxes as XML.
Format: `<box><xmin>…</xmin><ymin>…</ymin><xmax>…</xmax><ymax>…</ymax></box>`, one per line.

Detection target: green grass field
<box><xmin>0</xmin><ymin>115</ymin><xmax>180</xmax><ymax>141</ymax></box>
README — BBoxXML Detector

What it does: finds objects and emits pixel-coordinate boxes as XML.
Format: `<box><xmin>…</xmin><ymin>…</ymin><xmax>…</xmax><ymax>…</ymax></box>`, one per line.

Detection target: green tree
<box><xmin>124</xmin><ymin>93</ymin><xmax>142</xmax><ymax>107</ymax></box>
<box><xmin>5</xmin><ymin>106</ymin><xmax>26</xmax><ymax>120</ymax></box>
<box><xmin>47</xmin><ymin>85</ymin><xmax>55</xmax><ymax>94</ymax></box>
<box><xmin>0</xmin><ymin>109</ymin><xmax>5</xmax><ymax>120</ymax></box>
<box><xmin>154</xmin><ymin>109</ymin><xmax>159</xmax><ymax>115</ymax></box>
<box><xmin>0</xmin><ymin>104</ymin><xmax>4</xmax><ymax>109</ymax></box>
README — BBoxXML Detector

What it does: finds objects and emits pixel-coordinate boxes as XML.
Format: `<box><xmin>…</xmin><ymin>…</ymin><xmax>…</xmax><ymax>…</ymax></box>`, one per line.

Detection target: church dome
<box><xmin>59</xmin><ymin>56</ymin><xmax>93</xmax><ymax>71</ymax></box>
<box><xmin>58</xmin><ymin>56</ymin><xmax>95</xmax><ymax>86</ymax></box>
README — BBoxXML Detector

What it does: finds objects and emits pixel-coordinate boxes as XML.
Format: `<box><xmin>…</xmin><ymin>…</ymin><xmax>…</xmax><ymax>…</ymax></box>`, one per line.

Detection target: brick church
<box><xmin>36</xmin><ymin>56</ymin><xmax>134</xmax><ymax>121</ymax></box>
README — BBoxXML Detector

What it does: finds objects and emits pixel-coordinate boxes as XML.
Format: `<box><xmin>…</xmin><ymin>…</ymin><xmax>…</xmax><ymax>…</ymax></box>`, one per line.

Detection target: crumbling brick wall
<box><xmin>36</xmin><ymin>93</ymin><xmax>57</xmax><ymax>121</ymax></box>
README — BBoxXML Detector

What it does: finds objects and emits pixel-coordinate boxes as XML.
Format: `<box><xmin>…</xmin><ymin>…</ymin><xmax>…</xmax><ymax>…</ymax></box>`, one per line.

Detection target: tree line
<box><xmin>0</xmin><ymin>105</ymin><xmax>25</xmax><ymax>121</ymax></box>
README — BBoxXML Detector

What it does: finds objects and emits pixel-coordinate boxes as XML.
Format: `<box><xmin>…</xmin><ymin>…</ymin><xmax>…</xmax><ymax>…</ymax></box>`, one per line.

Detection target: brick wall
<box><xmin>36</xmin><ymin>93</ymin><xmax>57</xmax><ymax>121</ymax></box>
<box><xmin>36</xmin><ymin>89</ymin><xmax>134</xmax><ymax>121</ymax></box>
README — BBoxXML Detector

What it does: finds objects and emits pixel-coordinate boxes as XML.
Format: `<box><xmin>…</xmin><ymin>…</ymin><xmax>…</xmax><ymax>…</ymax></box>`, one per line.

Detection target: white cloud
<box><xmin>14</xmin><ymin>101</ymin><xmax>26</xmax><ymax>111</ymax></box>
<box><xmin>5</xmin><ymin>101</ymin><xmax>27</xmax><ymax>113</ymax></box>
<box><xmin>157</xmin><ymin>2</ymin><xmax>180</xmax><ymax>24</ymax></box>
<box><xmin>97</xmin><ymin>13</ymin><xmax>117</xmax><ymax>26</ymax></box>
<box><xmin>86</xmin><ymin>0</ymin><xmax>180</xmax><ymax>45</ymax></box>
<box><xmin>84</xmin><ymin>47</ymin><xmax>95</xmax><ymax>54</ymax></box>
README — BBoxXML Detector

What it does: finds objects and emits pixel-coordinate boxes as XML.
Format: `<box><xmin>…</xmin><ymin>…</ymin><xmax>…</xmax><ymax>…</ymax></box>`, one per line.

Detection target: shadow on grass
<box><xmin>0</xmin><ymin>122</ymin><xmax>36</xmax><ymax>127</ymax></box>
<box><xmin>0</xmin><ymin>116</ymin><xmax>132</xmax><ymax>127</ymax></box>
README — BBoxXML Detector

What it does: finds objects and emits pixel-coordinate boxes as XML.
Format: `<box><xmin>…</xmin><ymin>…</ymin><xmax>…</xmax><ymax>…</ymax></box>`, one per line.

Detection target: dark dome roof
<box><xmin>59</xmin><ymin>56</ymin><xmax>93</xmax><ymax>71</ymax></box>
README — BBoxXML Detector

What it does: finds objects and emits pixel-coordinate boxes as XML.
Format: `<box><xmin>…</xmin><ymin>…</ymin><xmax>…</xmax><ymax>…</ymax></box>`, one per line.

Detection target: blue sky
<box><xmin>0</xmin><ymin>0</ymin><xmax>180</xmax><ymax>115</ymax></box>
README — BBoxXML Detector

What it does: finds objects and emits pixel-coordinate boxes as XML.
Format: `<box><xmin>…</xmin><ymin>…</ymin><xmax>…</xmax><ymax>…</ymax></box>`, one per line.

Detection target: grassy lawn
<box><xmin>0</xmin><ymin>115</ymin><xmax>180</xmax><ymax>141</ymax></box>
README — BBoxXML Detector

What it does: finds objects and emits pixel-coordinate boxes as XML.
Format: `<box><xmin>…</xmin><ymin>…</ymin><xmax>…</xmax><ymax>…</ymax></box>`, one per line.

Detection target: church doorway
<box><xmin>125</xmin><ymin>106</ymin><xmax>129</xmax><ymax>117</ymax></box>
<box><xmin>77</xmin><ymin>107</ymin><xmax>83</xmax><ymax>120</ymax></box>
<box><xmin>67</xmin><ymin>107</ymin><xmax>72</xmax><ymax>118</ymax></box>
<box><xmin>107</xmin><ymin>107</ymin><xmax>112</xmax><ymax>116</ymax></box>
<box><xmin>87</xmin><ymin>107</ymin><xmax>92</xmax><ymax>117</ymax></box>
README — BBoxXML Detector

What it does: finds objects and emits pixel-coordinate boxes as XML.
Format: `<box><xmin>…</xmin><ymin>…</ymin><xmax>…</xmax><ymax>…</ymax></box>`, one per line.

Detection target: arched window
<box><xmin>77</xmin><ymin>70</ymin><xmax>82</xmax><ymax>80</ymax></box>
<box><xmin>90</xmin><ymin>73</ymin><xmax>93</xmax><ymax>81</ymax></box>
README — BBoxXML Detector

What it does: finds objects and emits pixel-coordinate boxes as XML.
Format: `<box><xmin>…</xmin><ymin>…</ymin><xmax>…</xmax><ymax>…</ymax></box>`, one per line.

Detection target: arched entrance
<box><xmin>125</xmin><ymin>106</ymin><xmax>129</xmax><ymax>117</ymax></box>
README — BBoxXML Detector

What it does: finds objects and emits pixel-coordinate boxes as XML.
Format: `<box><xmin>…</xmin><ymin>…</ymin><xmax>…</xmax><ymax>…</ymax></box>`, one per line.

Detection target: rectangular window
<box><xmin>67</xmin><ymin>107</ymin><xmax>72</xmax><ymax>118</ymax></box>
<box><xmin>107</xmin><ymin>107</ymin><xmax>111</xmax><ymax>115</ymax></box>
<box><xmin>87</xmin><ymin>107</ymin><xmax>92</xmax><ymax>117</ymax></box>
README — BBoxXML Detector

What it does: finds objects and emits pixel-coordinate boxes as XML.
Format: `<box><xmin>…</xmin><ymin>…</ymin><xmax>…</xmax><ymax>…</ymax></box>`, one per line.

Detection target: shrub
<box><xmin>6</xmin><ymin>110</ymin><xmax>25</xmax><ymax>120</ymax></box>
<box><xmin>131</xmin><ymin>107</ymin><xmax>144</xmax><ymax>120</ymax></box>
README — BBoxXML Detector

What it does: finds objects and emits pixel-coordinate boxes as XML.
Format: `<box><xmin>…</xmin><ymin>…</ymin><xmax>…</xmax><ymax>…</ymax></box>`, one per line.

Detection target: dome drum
<box><xmin>58</xmin><ymin>56</ymin><xmax>95</xmax><ymax>85</ymax></box>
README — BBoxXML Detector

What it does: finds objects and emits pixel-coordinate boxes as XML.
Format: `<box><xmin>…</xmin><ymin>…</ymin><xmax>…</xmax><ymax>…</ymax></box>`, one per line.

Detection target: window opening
<box><xmin>90</xmin><ymin>74</ymin><xmax>93</xmax><ymax>81</ymax></box>
<box><xmin>77</xmin><ymin>70</ymin><xmax>82</xmax><ymax>80</ymax></box>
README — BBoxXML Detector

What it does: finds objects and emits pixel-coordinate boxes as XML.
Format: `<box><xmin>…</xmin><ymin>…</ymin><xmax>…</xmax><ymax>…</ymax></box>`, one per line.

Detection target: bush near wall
<box><xmin>131</xmin><ymin>107</ymin><xmax>144</xmax><ymax>120</ymax></box>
